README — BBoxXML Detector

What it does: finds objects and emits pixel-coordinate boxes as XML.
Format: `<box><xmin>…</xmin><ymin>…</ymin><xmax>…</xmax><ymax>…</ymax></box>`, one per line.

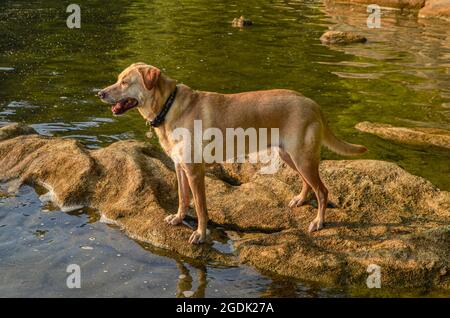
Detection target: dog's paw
<box><xmin>288</xmin><ymin>195</ymin><xmax>306</xmax><ymax>208</ymax></box>
<box><xmin>164</xmin><ymin>214</ymin><xmax>184</xmax><ymax>226</ymax></box>
<box><xmin>188</xmin><ymin>230</ymin><xmax>206</xmax><ymax>244</ymax></box>
<box><xmin>308</xmin><ymin>218</ymin><xmax>324</xmax><ymax>233</ymax></box>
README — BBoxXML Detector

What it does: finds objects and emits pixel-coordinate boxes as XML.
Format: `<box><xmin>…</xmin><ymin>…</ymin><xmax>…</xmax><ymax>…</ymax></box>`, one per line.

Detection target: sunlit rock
<box><xmin>356</xmin><ymin>121</ymin><xmax>450</xmax><ymax>149</ymax></box>
<box><xmin>419</xmin><ymin>0</ymin><xmax>450</xmax><ymax>20</ymax></box>
<box><xmin>231</xmin><ymin>16</ymin><xmax>253</xmax><ymax>28</ymax></box>
<box><xmin>1</xmin><ymin>123</ymin><xmax>449</xmax><ymax>289</ymax></box>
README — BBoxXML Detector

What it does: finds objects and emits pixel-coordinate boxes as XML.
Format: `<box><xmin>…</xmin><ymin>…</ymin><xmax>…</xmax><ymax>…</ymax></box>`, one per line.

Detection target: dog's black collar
<box><xmin>147</xmin><ymin>85</ymin><xmax>178</xmax><ymax>127</ymax></box>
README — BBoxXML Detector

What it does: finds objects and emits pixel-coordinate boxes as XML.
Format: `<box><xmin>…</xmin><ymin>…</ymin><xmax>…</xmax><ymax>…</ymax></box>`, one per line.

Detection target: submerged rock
<box><xmin>0</xmin><ymin>123</ymin><xmax>449</xmax><ymax>289</ymax></box>
<box><xmin>356</xmin><ymin>121</ymin><xmax>450</xmax><ymax>149</ymax></box>
<box><xmin>320</xmin><ymin>30</ymin><xmax>367</xmax><ymax>45</ymax></box>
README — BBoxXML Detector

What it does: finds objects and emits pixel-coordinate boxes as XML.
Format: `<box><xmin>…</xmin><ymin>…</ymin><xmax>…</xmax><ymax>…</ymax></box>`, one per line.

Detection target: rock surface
<box><xmin>327</xmin><ymin>0</ymin><xmax>450</xmax><ymax>20</ymax></box>
<box><xmin>419</xmin><ymin>0</ymin><xmax>450</xmax><ymax>20</ymax></box>
<box><xmin>1</xmin><ymin>123</ymin><xmax>449</xmax><ymax>289</ymax></box>
<box><xmin>329</xmin><ymin>0</ymin><xmax>426</xmax><ymax>9</ymax></box>
<box><xmin>320</xmin><ymin>30</ymin><xmax>367</xmax><ymax>45</ymax></box>
<box><xmin>0</xmin><ymin>122</ymin><xmax>36</xmax><ymax>141</ymax></box>
<box><xmin>356</xmin><ymin>121</ymin><xmax>450</xmax><ymax>149</ymax></box>
<box><xmin>231</xmin><ymin>16</ymin><xmax>253</xmax><ymax>28</ymax></box>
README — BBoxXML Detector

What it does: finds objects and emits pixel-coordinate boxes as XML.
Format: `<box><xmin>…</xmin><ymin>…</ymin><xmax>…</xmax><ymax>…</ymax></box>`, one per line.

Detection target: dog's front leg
<box><xmin>183</xmin><ymin>163</ymin><xmax>208</xmax><ymax>244</ymax></box>
<box><xmin>165</xmin><ymin>164</ymin><xmax>190</xmax><ymax>225</ymax></box>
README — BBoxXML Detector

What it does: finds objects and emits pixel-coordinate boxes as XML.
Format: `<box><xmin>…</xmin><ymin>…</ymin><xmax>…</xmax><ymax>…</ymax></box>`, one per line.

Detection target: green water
<box><xmin>0</xmin><ymin>0</ymin><xmax>449</xmax><ymax>297</ymax></box>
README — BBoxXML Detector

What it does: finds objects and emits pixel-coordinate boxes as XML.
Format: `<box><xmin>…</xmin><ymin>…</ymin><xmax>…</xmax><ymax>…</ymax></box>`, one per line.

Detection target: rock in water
<box><xmin>0</xmin><ymin>123</ymin><xmax>449</xmax><ymax>289</ymax></box>
<box><xmin>419</xmin><ymin>0</ymin><xmax>450</xmax><ymax>20</ymax></box>
<box><xmin>320</xmin><ymin>30</ymin><xmax>367</xmax><ymax>45</ymax></box>
<box><xmin>324</xmin><ymin>0</ymin><xmax>426</xmax><ymax>10</ymax></box>
<box><xmin>0</xmin><ymin>123</ymin><xmax>37</xmax><ymax>141</ymax></box>
<box><xmin>232</xmin><ymin>16</ymin><xmax>253</xmax><ymax>28</ymax></box>
<box><xmin>324</xmin><ymin>0</ymin><xmax>450</xmax><ymax>21</ymax></box>
<box><xmin>356</xmin><ymin>121</ymin><xmax>450</xmax><ymax>149</ymax></box>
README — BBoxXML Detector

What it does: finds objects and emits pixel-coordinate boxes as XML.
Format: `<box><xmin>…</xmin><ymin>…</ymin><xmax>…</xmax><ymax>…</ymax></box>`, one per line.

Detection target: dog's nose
<box><xmin>97</xmin><ymin>90</ymin><xmax>107</xmax><ymax>99</ymax></box>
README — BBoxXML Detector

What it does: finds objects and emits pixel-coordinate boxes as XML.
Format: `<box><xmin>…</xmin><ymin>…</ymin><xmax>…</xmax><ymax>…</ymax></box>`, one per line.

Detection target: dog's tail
<box><xmin>321</xmin><ymin>113</ymin><xmax>367</xmax><ymax>156</ymax></box>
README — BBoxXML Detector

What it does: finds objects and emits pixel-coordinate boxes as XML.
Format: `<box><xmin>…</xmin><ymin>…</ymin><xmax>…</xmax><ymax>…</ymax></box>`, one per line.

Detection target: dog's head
<box><xmin>97</xmin><ymin>62</ymin><xmax>161</xmax><ymax>115</ymax></box>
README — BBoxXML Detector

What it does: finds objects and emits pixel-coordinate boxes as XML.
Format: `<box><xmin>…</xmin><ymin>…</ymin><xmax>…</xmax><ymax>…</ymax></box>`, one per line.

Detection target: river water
<box><xmin>0</xmin><ymin>0</ymin><xmax>449</xmax><ymax>297</ymax></box>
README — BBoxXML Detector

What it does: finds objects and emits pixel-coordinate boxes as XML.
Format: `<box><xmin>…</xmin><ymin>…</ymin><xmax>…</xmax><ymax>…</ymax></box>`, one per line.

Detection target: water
<box><xmin>0</xmin><ymin>0</ymin><xmax>449</xmax><ymax>297</ymax></box>
<box><xmin>0</xmin><ymin>185</ymin><xmax>344</xmax><ymax>297</ymax></box>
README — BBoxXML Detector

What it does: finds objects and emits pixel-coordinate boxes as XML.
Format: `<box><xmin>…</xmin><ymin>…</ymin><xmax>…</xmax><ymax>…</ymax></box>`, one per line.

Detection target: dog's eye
<box><xmin>121</xmin><ymin>80</ymin><xmax>128</xmax><ymax>86</ymax></box>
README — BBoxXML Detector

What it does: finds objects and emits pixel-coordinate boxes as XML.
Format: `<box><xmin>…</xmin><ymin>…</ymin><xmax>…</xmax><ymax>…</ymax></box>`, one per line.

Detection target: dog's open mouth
<box><xmin>111</xmin><ymin>98</ymin><xmax>139</xmax><ymax>115</ymax></box>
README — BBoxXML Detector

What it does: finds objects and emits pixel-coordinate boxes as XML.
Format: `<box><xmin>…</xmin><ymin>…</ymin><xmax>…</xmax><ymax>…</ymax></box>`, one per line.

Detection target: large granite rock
<box><xmin>1</xmin><ymin>123</ymin><xmax>449</xmax><ymax>289</ymax></box>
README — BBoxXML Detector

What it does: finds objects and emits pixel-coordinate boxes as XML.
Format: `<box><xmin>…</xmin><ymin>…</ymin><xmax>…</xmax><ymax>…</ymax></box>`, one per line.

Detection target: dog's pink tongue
<box><xmin>111</xmin><ymin>103</ymin><xmax>121</xmax><ymax>113</ymax></box>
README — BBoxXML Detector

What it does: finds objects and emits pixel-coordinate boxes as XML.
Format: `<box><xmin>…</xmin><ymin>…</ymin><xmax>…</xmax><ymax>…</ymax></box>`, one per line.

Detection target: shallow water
<box><xmin>0</xmin><ymin>185</ymin><xmax>346</xmax><ymax>297</ymax></box>
<box><xmin>0</xmin><ymin>0</ymin><xmax>449</xmax><ymax>297</ymax></box>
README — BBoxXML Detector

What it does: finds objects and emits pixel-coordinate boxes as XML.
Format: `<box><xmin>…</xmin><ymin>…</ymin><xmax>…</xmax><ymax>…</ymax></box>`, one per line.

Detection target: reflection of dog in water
<box><xmin>176</xmin><ymin>261</ymin><xmax>206</xmax><ymax>298</ymax></box>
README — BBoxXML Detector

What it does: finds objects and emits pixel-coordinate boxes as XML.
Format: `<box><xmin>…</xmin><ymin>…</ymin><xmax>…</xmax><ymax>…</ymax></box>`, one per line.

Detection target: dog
<box><xmin>98</xmin><ymin>62</ymin><xmax>367</xmax><ymax>244</ymax></box>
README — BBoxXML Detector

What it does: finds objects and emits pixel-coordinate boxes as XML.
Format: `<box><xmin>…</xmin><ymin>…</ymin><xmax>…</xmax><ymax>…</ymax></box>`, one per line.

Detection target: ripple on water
<box><xmin>316</xmin><ymin>61</ymin><xmax>376</xmax><ymax>68</ymax></box>
<box><xmin>331</xmin><ymin>72</ymin><xmax>382</xmax><ymax>79</ymax></box>
<box><xmin>7</xmin><ymin>101</ymin><xmax>39</xmax><ymax>109</ymax></box>
<box><xmin>0</xmin><ymin>101</ymin><xmax>39</xmax><ymax>116</ymax></box>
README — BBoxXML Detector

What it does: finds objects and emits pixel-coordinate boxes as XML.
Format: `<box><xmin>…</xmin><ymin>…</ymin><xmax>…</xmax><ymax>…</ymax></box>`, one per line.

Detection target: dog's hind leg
<box><xmin>289</xmin><ymin>177</ymin><xmax>312</xmax><ymax>208</ymax></box>
<box><xmin>285</xmin><ymin>124</ymin><xmax>329</xmax><ymax>232</ymax></box>
<box><xmin>165</xmin><ymin>164</ymin><xmax>190</xmax><ymax>225</ymax></box>
<box><xmin>295</xmin><ymin>159</ymin><xmax>328</xmax><ymax>232</ymax></box>
<box><xmin>278</xmin><ymin>149</ymin><xmax>312</xmax><ymax>208</ymax></box>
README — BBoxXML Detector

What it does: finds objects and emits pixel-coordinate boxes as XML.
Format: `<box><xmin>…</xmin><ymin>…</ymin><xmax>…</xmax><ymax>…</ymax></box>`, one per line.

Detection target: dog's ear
<box><xmin>139</xmin><ymin>66</ymin><xmax>161</xmax><ymax>91</ymax></box>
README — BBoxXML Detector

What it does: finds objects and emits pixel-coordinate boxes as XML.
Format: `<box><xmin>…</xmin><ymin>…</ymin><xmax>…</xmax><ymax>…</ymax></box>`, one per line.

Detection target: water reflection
<box><xmin>175</xmin><ymin>261</ymin><xmax>207</xmax><ymax>298</ymax></box>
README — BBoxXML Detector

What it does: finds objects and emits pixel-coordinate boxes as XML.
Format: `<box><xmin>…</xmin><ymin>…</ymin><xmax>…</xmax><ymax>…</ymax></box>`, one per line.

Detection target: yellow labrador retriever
<box><xmin>98</xmin><ymin>62</ymin><xmax>367</xmax><ymax>244</ymax></box>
